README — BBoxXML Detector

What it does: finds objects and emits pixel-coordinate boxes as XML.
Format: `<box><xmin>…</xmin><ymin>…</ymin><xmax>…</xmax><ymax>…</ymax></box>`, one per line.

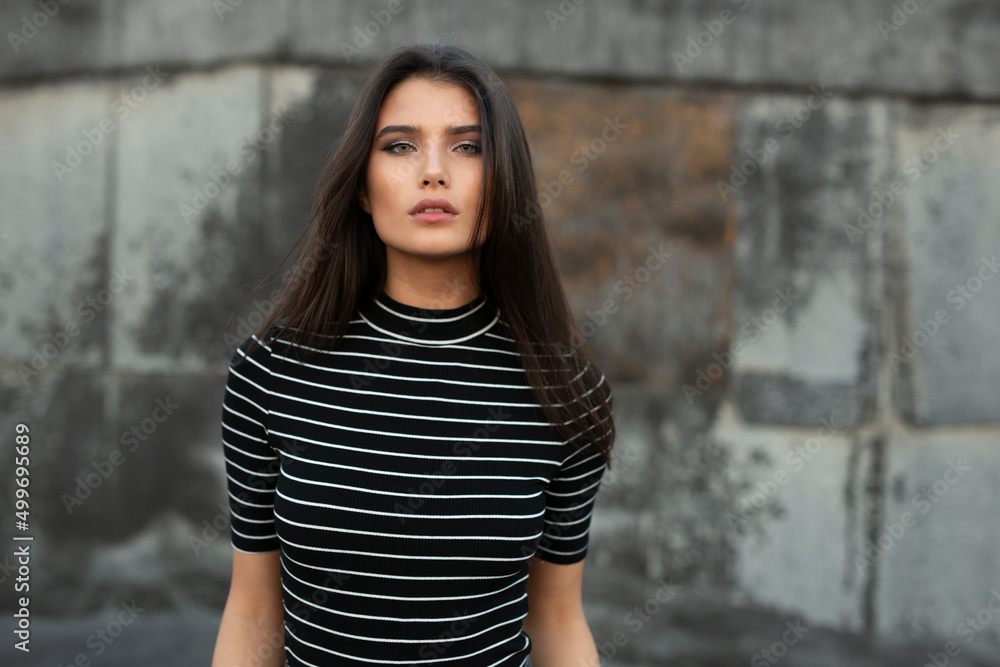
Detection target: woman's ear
<box><xmin>358</xmin><ymin>185</ymin><xmax>370</xmax><ymax>214</ymax></box>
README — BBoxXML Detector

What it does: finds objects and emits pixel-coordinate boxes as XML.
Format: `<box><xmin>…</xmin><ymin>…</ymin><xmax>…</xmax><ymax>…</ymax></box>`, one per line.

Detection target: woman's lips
<box><xmin>410</xmin><ymin>211</ymin><xmax>457</xmax><ymax>223</ymax></box>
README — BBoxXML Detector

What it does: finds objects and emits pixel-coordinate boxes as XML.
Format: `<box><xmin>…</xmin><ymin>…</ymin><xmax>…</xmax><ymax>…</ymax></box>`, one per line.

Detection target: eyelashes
<box><xmin>380</xmin><ymin>140</ymin><xmax>481</xmax><ymax>155</ymax></box>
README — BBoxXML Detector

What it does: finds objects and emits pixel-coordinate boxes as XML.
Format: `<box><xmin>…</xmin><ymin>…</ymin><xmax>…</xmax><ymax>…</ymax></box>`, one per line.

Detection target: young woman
<box><xmin>212</xmin><ymin>41</ymin><xmax>616</xmax><ymax>667</ymax></box>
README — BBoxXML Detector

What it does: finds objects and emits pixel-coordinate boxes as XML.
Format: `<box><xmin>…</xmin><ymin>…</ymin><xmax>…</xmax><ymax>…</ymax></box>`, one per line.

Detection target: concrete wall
<box><xmin>1</xmin><ymin>1</ymin><xmax>999</xmax><ymax>664</ymax></box>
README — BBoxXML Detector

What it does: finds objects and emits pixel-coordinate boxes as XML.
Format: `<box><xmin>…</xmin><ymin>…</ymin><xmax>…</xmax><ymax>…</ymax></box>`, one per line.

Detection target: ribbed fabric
<box><xmin>220</xmin><ymin>288</ymin><xmax>609</xmax><ymax>666</ymax></box>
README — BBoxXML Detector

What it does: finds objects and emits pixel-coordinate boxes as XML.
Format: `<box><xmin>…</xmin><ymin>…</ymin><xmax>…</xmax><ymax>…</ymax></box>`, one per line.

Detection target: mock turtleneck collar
<box><xmin>358</xmin><ymin>288</ymin><xmax>500</xmax><ymax>345</ymax></box>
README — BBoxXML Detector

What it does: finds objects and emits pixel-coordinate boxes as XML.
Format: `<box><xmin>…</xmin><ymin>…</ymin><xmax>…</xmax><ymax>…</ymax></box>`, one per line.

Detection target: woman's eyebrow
<box><xmin>374</xmin><ymin>124</ymin><xmax>481</xmax><ymax>140</ymax></box>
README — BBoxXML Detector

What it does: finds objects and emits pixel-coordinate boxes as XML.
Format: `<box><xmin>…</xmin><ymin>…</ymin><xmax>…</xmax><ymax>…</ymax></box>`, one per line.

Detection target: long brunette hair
<box><xmin>228</xmin><ymin>41</ymin><xmax>616</xmax><ymax>468</ymax></box>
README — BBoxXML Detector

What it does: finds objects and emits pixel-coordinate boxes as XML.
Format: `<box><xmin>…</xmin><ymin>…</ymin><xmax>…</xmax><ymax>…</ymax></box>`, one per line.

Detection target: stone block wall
<box><xmin>1</xmin><ymin>1</ymin><xmax>998</xmax><ymax>664</ymax></box>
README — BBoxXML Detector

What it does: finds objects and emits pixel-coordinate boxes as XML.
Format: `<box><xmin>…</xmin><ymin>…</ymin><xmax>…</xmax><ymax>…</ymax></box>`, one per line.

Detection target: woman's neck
<box><xmin>382</xmin><ymin>250</ymin><xmax>481</xmax><ymax>310</ymax></box>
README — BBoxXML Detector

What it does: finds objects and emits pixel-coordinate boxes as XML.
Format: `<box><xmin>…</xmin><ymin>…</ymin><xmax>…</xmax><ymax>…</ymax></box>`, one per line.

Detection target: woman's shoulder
<box><xmin>229</xmin><ymin>323</ymin><xmax>285</xmax><ymax>369</ymax></box>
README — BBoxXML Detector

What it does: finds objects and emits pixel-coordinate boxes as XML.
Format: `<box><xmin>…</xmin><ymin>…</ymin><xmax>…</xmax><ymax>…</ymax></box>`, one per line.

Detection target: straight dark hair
<box><xmin>228</xmin><ymin>40</ymin><xmax>616</xmax><ymax>469</ymax></box>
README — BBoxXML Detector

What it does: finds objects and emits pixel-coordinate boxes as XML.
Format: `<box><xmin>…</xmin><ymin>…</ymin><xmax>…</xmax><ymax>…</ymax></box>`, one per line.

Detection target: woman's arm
<box><xmin>212</xmin><ymin>549</ymin><xmax>286</xmax><ymax>667</ymax></box>
<box><xmin>522</xmin><ymin>556</ymin><xmax>601</xmax><ymax>667</ymax></box>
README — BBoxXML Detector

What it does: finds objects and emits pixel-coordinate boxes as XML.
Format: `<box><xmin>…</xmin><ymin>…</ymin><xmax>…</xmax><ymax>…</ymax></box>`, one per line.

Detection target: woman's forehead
<box><xmin>377</xmin><ymin>77</ymin><xmax>479</xmax><ymax>128</ymax></box>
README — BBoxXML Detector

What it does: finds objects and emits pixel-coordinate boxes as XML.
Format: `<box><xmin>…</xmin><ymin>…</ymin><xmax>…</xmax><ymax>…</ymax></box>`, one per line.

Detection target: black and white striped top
<box><xmin>221</xmin><ymin>288</ymin><xmax>609</xmax><ymax>666</ymax></box>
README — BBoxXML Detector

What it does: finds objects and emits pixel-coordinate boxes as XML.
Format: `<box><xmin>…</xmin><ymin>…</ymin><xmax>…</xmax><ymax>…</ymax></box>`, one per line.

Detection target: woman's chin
<box><xmin>388</xmin><ymin>245</ymin><xmax>477</xmax><ymax>262</ymax></box>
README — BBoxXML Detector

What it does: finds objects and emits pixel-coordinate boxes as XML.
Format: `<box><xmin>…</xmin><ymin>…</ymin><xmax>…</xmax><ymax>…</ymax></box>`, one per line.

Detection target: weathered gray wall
<box><xmin>1</xmin><ymin>1</ymin><xmax>999</xmax><ymax>665</ymax></box>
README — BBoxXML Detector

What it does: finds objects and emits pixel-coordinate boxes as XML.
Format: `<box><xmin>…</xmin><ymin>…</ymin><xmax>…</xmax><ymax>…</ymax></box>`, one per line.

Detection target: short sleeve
<box><xmin>221</xmin><ymin>334</ymin><xmax>280</xmax><ymax>553</ymax></box>
<box><xmin>535</xmin><ymin>439</ymin><xmax>608</xmax><ymax>565</ymax></box>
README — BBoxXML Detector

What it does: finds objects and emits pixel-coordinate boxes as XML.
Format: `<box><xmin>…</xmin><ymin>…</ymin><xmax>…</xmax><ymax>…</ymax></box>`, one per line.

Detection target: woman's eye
<box><xmin>383</xmin><ymin>141</ymin><xmax>414</xmax><ymax>154</ymax></box>
<box><xmin>381</xmin><ymin>141</ymin><xmax>480</xmax><ymax>155</ymax></box>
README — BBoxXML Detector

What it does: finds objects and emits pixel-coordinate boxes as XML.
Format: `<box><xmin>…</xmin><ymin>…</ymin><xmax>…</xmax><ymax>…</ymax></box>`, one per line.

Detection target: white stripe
<box><xmin>230</xmin><ymin>525</ymin><xmax>277</xmax><ymax>541</ymax></box>
<box><xmin>221</xmin><ymin>422</ymin><xmax>268</xmax><ymax>446</ymax></box>
<box><xmin>270</xmin><ymin>350</ymin><xmax>550</xmax><ymax>390</ymax></box>
<box><xmin>359</xmin><ymin>309</ymin><xmax>500</xmax><ymax>345</ymax></box>
<box><xmin>261</xmin><ymin>352</ymin><xmax>602</xmax><ymax>412</ymax></box>
<box><xmin>279</xmin><ymin>548</ymin><xmax>521</xmax><ymax>581</ymax></box>
<box><xmin>275</xmin><ymin>486</ymin><xmax>545</xmax><ymax>521</ymax></box>
<box><xmin>278</xmin><ymin>533</ymin><xmax>531</xmax><ymax>561</ymax></box>
<box><xmin>230</xmin><ymin>508</ymin><xmax>273</xmax><ymax>524</ymax></box>
<box><xmin>297</xmin><ymin>331</ymin><xmax>524</xmax><ymax>355</ymax></box>
<box><xmin>222</xmin><ymin>438</ymin><xmax>277</xmax><ymax>460</ymax></box>
<box><xmin>226</xmin><ymin>472</ymin><xmax>277</xmax><ymax>494</ymax></box>
<box><xmin>269</xmin><ymin>392</ymin><xmax>559</xmax><ymax>427</ymax></box>
<box><xmin>273</xmin><ymin>507</ymin><xmax>543</xmax><ymax>541</ymax></box>
<box><xmin>223</xmin><ymin>455</ymin><xmax>278</xmax><ymax>478</ymax></box>
<box><xmin>543</xmin><ymin>508</ymin><xmax>594</xmax><ymax>527</ymax></box>
<box><xmin>228</xmin><ymin>490</ymin><xmax>273</xmax><ymax>508</ymax></box>
<box><xmin>282</xmin><ymin>615</ymin><xmax>526</xmax><ymax>665</ymax></box>
<box><xmin>281</xmin><ymin>557</ymin><xmax>528</xmax><ymax>603</ymax></box>
<box><xmin>273</xmin><ymin>336</ymin><xmax>562</xmax><ymax>374</ymax></box>
<box><xmin>270</xmin><ymin>422</ymin><xmax>560</xmax><ymax>450</ymax></box>
<box><xmin>277</xmin><ymin>455</ymin><xmax>546</xmax><ymax>497</ymax></box>
<box><xmin>535</xmin><ymin>543</ymin><xmax>588</xmax><ymax>558</ymax></box>
<box><xmin>222</xmin><ymin>402</ymin><xmax>265</xmax><ymax>430</ymax></box>
<box><xmin>374</xmin><ymin>296</ymin><xmax>490</xmax><ymax>323</ymax></box>
<box><xmin>281</xmin><ymin>581</ymin><xmax>526</xmax><ymax>623</ymax></box>
<box><xmin>274</xmin><ymin>446</ymin><xmax>550</xmax><ymax>481</ymax></box>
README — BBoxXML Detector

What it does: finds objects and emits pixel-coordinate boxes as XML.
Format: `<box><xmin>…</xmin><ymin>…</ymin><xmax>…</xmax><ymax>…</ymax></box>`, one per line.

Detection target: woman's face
<box><xmin>360</xmin><ymin>75</ymin><xmax>486</xmax><ymax>270</ymax></box>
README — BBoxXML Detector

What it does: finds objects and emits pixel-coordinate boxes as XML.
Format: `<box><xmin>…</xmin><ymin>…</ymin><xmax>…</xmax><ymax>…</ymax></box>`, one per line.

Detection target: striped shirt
<box><xmin>221</xmin><ymin>288</ymin><xmax>609</xmax><ymax>666</ymax></box>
